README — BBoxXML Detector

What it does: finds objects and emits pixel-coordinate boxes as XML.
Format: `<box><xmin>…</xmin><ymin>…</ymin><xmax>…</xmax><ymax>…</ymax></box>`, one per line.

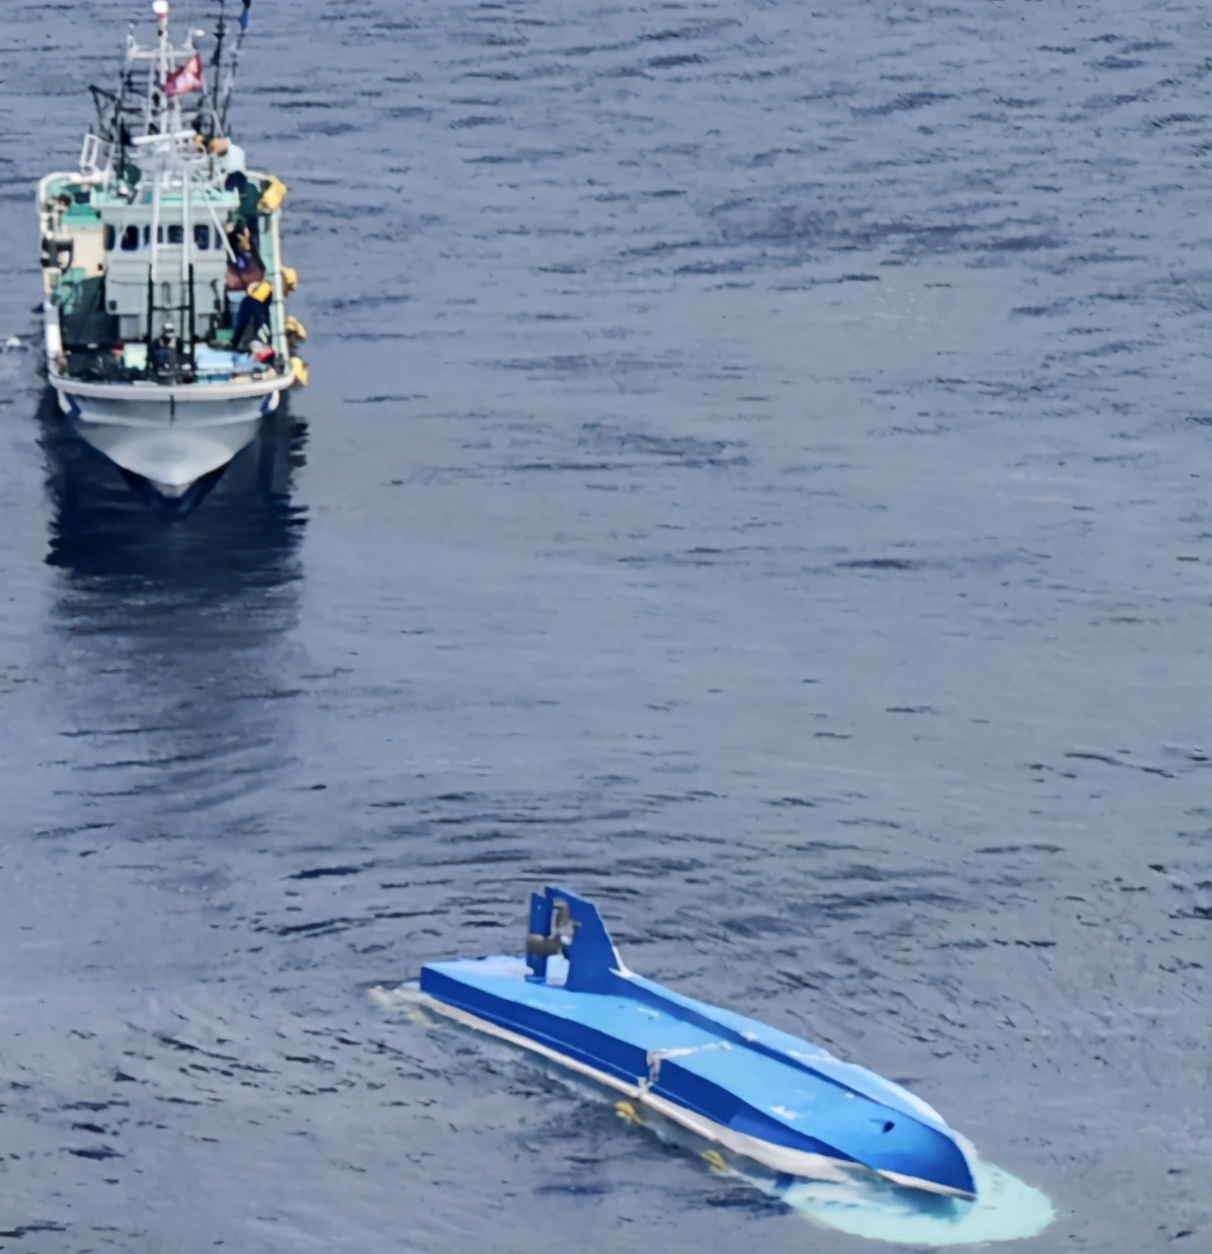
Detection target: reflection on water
<box><xmin>36</xmin><ymin>389</ymin><xmax>309</xmax><ymax>816</ymax></box>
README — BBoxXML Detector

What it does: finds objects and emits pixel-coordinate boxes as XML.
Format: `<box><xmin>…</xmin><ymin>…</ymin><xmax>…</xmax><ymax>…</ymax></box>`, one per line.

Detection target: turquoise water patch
<box><xmin>760</xmin><ymin>1151</ymin><xmax>1055</xmax><ymax>1245</ymax></box>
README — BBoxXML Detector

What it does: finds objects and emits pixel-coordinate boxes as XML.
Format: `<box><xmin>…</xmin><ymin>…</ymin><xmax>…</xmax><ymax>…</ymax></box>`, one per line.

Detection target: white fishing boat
<box><xmin>37</xmin><ymin>0</ymin><xmax>307</xmax><ymax>500</ymax></box>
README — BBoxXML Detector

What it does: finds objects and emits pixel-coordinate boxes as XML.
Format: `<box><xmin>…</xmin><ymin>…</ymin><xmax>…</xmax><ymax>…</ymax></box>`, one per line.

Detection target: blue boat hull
<box><xmin>420</xmin><ymin>888</ymin><xmax>976</xmax><ymax>1200</ymax></box>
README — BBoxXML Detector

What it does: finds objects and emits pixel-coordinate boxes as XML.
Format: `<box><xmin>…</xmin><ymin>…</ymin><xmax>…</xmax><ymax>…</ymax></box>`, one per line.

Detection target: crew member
<box><xmin>232</xmin><ymin>280</ymin><xmax>273</xmax><ymax>353</ymax></box>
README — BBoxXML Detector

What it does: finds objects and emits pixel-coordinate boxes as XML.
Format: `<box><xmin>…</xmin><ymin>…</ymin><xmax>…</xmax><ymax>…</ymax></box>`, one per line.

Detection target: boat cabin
<box><xmin>40</xmin><ymin>159</ymin><xmax>281</xmax><ymax>383</ymax></box>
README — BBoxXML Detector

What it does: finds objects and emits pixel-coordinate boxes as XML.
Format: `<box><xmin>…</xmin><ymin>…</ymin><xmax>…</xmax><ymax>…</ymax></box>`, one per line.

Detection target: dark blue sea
<box><xmin>1</xmin><ymin>2</ymin><xmax>1208</xmax><ymax>1250</ymax></box>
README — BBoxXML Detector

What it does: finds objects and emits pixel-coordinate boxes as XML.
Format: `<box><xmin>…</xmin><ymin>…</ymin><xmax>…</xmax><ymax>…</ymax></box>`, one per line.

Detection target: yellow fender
<box><xmin>281</xmin><ymin>266</ymin><xmax>299</xmax><ymax>294</ymax></box>
<box><xmin>258</xmin><ymin>175</ymin><xmax>289</xmax><ymax>214</ymax></box>
<box><xmin>701</xmin><ymin>1150</ymin><xmax>729</xmax><ymax>1174</ymax></box>
<box><xmin>614</xmin><ymin>1100</ymin><xmax>642</xmax><ymax>1125</ymax></box>
<box><xmin>290</xmin><ymin>356</ymin><xmax>310</xmax><ymax>387</ymax></box>
<box><xmin>285</xmin><ymin>315</ymin><xmax>308</xmax><ymax>341</ymax></box>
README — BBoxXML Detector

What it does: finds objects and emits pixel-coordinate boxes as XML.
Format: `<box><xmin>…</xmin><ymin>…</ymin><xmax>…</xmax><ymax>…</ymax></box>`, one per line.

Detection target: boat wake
<box><xmin>734</xmin><ymin>1147</ymin><xmax>1054</xmax><ymax>1246</ymax></box>
<box><xmin>372</xmin><ymin>983</ymin><xmax>1055</xmax><ymax>1246</ymax></box>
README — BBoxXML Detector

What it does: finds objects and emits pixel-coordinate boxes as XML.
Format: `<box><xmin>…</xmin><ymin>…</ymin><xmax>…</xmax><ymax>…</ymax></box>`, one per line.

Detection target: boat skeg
<box><xmin>420</xmin><ymin>887</ymin><xmax>978</xmax><ymax>1200</ymax></box>
<box><xmin>524</xmin><ymin>885</ymin><xmax>628</xmax><ymax>992</ymax></box>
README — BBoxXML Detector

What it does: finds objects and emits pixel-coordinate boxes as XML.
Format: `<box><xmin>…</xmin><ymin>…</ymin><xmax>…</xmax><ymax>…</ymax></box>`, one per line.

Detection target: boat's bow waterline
<box><xmin>419</xmin><ymin>887</ymin><xmax>978</xmax><ymax>1200</ymax></box>
<box><xmin>36</xmin><ymin>0</ymin><xmax>307</xmax><ymax>500</ymax></box>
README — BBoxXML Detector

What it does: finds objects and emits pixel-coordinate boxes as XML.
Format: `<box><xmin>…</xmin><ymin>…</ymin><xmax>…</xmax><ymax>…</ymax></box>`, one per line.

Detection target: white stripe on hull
<box><xmin>411</xmin><ymin>992</ymin><xmax>971</xmax><ymax>1199</ymax></box>
<box><xmin>57</xmin><ymin>387</ymin><xmax>275</xmax><ymax>427</ymax></box>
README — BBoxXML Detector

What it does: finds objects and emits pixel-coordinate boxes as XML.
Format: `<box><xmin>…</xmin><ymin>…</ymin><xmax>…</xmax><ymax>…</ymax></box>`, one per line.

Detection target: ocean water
<box><xmin>1</xmin><ymin>2</ymin><xmax>1208</xmax><ymax>1251</ymax></box>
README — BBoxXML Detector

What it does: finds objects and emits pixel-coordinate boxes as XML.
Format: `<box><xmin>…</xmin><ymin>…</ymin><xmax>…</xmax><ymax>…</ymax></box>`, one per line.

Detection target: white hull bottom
<box><xmin>398</xmin><ymin>990</ymin><xmax>971</xmax><ymax>1201</ymax></box>
<box><xmin>55</xmin><ymin>386</ymin><xmax>281</xmax><ymax>497</ymax></box>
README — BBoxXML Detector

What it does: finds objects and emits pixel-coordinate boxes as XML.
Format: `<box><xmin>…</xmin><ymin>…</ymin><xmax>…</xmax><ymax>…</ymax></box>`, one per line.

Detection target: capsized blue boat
<box><xmin>420</xmin><ymin>887</ymin><xmax>977</xmax><ymax>1200</ymax></box>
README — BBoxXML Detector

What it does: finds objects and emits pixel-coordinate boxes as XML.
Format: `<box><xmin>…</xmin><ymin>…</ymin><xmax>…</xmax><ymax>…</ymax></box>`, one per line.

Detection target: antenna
<box><xmin>218</xmin><ymin>0</ymin><xmax>251</xmax><ymax>131</ymax></box>
<box><xmin>210</xmin><ymin>0</ymin><xmax>227</xmax><ymax>119</ymax></box>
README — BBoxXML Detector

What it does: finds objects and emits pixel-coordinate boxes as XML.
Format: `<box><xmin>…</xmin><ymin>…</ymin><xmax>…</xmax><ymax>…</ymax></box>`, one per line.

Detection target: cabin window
<box><xmin>120</xmin><ymin>224</ymin><xmax>140</xmax><ymax>251</ymax></box>
<box><xmin>194</xmin><ymin>224</ymin><xmax>211</xmax><ymax>251</ymax></box>
<box><xmin>167</xmin><ymin>224</ymin><xmax>184</xmax><ymax>245</ymax></box>
<box><xmin>104</xmin><ymin>225</ymin><xmax>116</xmax><ymax>251</ymax></box>
<box><xmin>143</xmin><ymin>225</ymin><xmax>151</xmax><ymax>246</ymax></box>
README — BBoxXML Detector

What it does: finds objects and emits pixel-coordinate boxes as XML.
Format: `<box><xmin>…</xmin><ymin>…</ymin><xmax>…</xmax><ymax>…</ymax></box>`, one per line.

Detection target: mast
<box><xmin>120</xmin><ymin>1</ymin><xmax>209</xmax><ymax>365</ymax></box>
<box><xmin>150</xmin><ymin>3</ymin><xmax>168</xmax><ymax>310</ymax></box>
<box><xmin>210</xmin><ymin>0</ymin><xmax>228</xmax><ymax>135</ymax></box>
<box><xmin>79</xmin><ymin>1</ymin><xmax>271</xmax><ymax>376</ymax></box>
<box><xmin>219</xmin><ymin>1</ymin><xmax>253</xmax><ymax>132</ymax></box>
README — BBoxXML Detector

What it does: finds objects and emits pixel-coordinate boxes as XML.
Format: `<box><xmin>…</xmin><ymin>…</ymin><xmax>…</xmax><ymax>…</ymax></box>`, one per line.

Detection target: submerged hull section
<box><xmin>420</xmin><ymin>888</ymin><xmax>977</xmax><ymax>1200</ymax></box>
<box><xmin>54</xmin><ymin>373</ymin><xmax>288</xmax><ymax>496</ymax></box>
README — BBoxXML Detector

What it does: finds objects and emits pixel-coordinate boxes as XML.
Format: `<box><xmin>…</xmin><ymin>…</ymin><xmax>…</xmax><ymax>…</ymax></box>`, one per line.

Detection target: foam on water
<box><xmin>370</xmin><ymin>982</ymin><xmax>437</xmax><ymax>1022</ymax></box>
<box><xmin>753</xmin><ymin>1151</ymin><xmax>1055</xmax><ymax>1246</ymax></box>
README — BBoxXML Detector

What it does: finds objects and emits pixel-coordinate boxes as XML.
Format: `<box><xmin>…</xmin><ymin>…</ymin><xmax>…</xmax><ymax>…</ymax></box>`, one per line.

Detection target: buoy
<box><xmin>281</xmin><ymin>266</ymin><xmax>299</xmax><ymax>294</ymax></box>
<box><xmin>257</xmin><ymin>176</ymin><xmax>289</xmax><ymax>214</ymax></box>
<box><xmin>284</xmin><ymin>315</ymin><xmax>308</xmax><ymax>341</ymax></box>
<box><xmin>289</xmin><ymin>355</ymin><xmax>309</xmax><ymax>386</ymax></box>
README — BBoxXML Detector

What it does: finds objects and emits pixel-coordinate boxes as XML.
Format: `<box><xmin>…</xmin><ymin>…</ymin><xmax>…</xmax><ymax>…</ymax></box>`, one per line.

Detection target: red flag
<box><xmin>165</xmin><ymin>54</ymin><xmax>203</xmax><ymax>98</ymax></box>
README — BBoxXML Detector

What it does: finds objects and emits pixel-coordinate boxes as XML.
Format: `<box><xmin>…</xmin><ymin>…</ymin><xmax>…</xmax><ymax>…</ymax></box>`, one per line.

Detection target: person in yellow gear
<box><xmin>233</xmin><ymin>279</ymin><xmax>273</xmax><ymax>353</ymax></box>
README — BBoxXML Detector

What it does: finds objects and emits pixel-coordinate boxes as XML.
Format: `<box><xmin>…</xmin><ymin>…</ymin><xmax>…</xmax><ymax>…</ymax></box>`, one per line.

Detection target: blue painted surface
<box><xmin>422</xmin><ymin>888</ymin><xmax>976</xmax><ymax>1198</ymax></box>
